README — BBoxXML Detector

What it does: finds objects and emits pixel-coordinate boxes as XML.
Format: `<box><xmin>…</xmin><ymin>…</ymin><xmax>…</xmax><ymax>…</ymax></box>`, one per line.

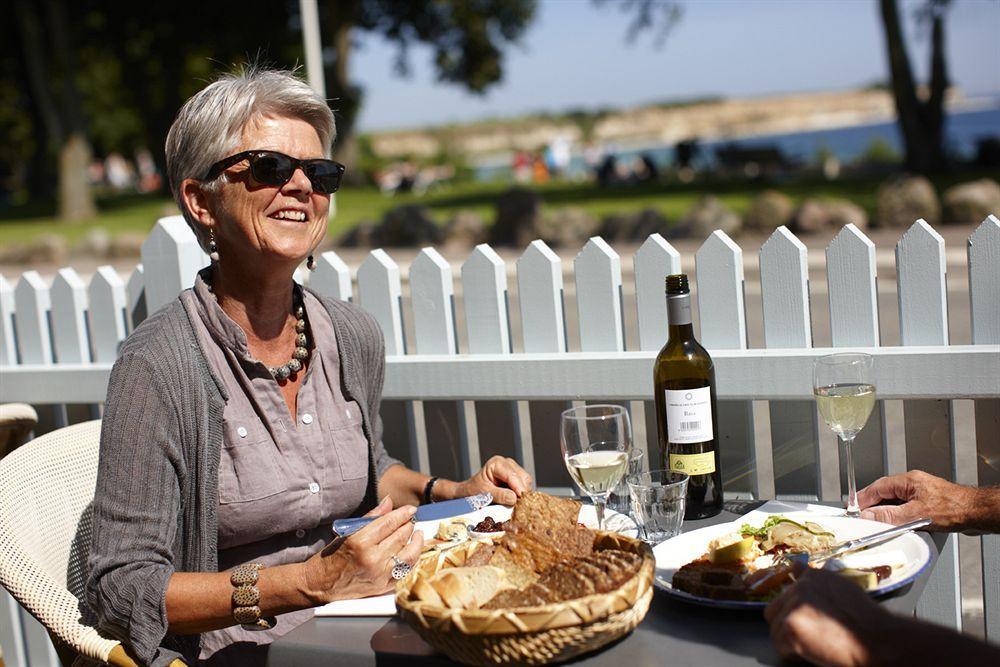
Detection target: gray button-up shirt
<box><xmin>182</xmin><ymin>273</ymin><xmax>401</xmax><ymax>664</ymax></box>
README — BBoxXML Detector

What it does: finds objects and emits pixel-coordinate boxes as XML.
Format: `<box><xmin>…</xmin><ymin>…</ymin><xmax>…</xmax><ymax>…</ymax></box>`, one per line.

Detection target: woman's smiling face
<box><xmin>208</xmin><ymin>114</ymin><xmax>330</xmax><ymax>267</ymax></box>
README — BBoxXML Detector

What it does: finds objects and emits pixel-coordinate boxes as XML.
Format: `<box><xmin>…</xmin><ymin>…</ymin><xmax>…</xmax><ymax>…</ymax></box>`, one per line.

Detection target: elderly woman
<box><xmin>86</xmin><ymin>67</ymin><xmax>533</xmax><ymax>667</ymax></box>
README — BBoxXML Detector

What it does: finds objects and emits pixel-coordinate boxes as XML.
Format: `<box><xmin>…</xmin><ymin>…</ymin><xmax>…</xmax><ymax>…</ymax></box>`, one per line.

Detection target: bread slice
<box><xmin>482</xmin><ymin>582</ymin><xmax>555</xmax><ymax>609</ymax></box>
<box><xmin>430</xmin><ymin>566</ymin><xmax>514</xmax><ymax>610</ymax></box>
<box><xmin>410</xmin><ymin>572</ymin><xmax>445</xmax><ymax>606</ymax></box>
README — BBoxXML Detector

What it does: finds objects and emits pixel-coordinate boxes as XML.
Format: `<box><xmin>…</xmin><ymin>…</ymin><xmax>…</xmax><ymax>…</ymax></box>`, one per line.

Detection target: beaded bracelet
<box><xmin>230</xmin><ymin>563</ymin><xmax>276</xmax><ymax>630</ymax></box>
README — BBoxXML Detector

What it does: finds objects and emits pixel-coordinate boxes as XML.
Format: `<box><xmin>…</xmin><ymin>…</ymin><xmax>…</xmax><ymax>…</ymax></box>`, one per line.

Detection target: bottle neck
<box><xmin>666</xmin><ymin>292</ymin><xmax>694</xmax><ymax>340</ymax></box>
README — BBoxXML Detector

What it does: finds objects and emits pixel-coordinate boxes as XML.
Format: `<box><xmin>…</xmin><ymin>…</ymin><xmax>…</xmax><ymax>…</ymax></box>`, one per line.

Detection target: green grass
<box><xmin>1</xmin><ymin>169</ymin><xmax>995</xmax><ymax>249</ymax></box>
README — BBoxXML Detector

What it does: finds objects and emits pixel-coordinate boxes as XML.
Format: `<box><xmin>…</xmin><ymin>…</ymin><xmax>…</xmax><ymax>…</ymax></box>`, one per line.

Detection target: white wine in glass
<box><xmin>813</xmin><ymin>353</ymin><xmax>875</xmax><ymax>516</ymax></box>
<box><xmin>561</xmin><ymin>405</ymin><xmax>633</xmax><ymax>530</ymax></box>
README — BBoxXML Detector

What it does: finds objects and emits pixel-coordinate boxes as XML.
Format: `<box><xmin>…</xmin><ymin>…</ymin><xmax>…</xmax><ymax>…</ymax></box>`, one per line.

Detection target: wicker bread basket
<box><xmin>395</xmin><ymin>532</ymin><xmax>654</xmax><ymax>665</ymax></box>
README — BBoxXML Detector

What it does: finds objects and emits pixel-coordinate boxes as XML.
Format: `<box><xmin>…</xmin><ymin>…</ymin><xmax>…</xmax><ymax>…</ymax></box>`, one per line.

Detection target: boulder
<box><xmin>673</xmin><ymin>195</ymin><xmax>742</xmax><ymax>240</ymax></box>
<box><xmin>876</xmin><ymin>174</ymin><xmax>940</xmax><ymax>227</ymax></box>
<box><xmin>534</xmin><ymin>207</ymin><xmax>600</xmax><ymax>248</ymax></box>
<box><xmin>490</xmin><ymin>188</ymin><xmax>543</xmax><ymax>246</ymax></box>
<box><xmin>743</xmin><ymin>190</ymin><xmax>794</xmax><ymax>232</ymax></box>
<box><xmin>77</xmin><ymin>228</ymin><xmax>112</xmax><ymax>258</ymax></box>
<box><xmin>790</xmin><ymin>199</ymin><xmax>868</xmax><ymax>234</ymax></box>
<box><xmin>26</xmin><ymin>234</ymin><xmax>69</xmax><ymax>265</ymax></box>
<box><xmin>108</xmin><ymin>232</ymin><xmax>147</xmax><ymax>258</ymax></box>
<box><xmin>372</xmin><ymin>205</ymin><xmax>442</xmax><ymax>247</ymax></box>
<box><xmin>443</xmin><ymin>210</ymin><xmax>486</xmax><ymax>248</ymax></box>
<box><xmin>338</xmin><ymin>221</ymin><xmax>377</xmax><ymax>248</ymax></box>
<box><xmin>942</xmin><ymin>179</ymin><xmax>1000</xmax><ymax>225</ymax></box>
<box><xmin>599</xmin><ymin>209</ymin><xmax>670</xmax><ymax>242</ymax></box>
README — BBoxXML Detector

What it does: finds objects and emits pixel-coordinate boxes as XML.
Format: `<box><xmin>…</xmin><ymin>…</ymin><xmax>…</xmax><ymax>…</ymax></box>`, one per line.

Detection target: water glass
<box><xmin>628</xmin><ymin>470</ymin><xmax>689</xmax><ymax>544</ymax></box>
<box><xmin>607</xmin><ymin>448</ymin><xmax>646</xmax><ymax>516</ymax></box>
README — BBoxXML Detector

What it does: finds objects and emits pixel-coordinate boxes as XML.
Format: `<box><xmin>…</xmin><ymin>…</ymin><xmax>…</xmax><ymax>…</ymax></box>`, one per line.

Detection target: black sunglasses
<box><xmin>204</xmin><ymin>150</ymin><xmax>345</xmax><ymax>194</ymax></box>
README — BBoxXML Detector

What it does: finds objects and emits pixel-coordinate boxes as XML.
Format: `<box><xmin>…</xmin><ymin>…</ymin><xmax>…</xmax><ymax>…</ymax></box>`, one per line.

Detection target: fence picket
<box><xmin>575</xmin><ymin>238</ymin><xmax>624</xmax><ymax>352</ymax></box>
<box><xmin>517</xmin><ymin>240</ymin><xmax>566</xmax><ymax>354</ymax></box>
<box><xmin>826</xmin><ymin>224</ymin><xmax>891</xmax><ymax>497</ymax></box>
<box><xmin>898</xmin><ymin>220</ymin><xmax>960</xmax><ymax>631</ymax></box>
<box><xmin>759</xmin><ymin>226</ymin><xmax>813</xmax><ymax>500</ymax></box>
<box><xmin>634</xmin><ymin>234</ymin><xmax>681</xmax><ymax>351</ymax></box>
<box><xmin>463</xmin><ymin>244</ymin><xmax>520</xmax><ymax>475</ymax></box>
<box><xmin>140</xmin><ymin>216</ymin><xmax>206</xmax><ymax>315</ymax></box>
<box><xmin>88</xmin><ymin>266</ymin><xmax>128</xmax><ymax>364</ymax></box>
<box><xmin>14</xmin><ymin>271</ymin><xmax>53</xmax><ymax>366</ymax></box>
<box><xmin>311</xmin><ymin>251</ymin><xmax>353</xmax><ymax>301</ymax></box>
<box><xmin>50</xmin><ymin>268</ymin><xmax>91</xmax><ymax>364</ymax></box>
<box><xmin>1</xmin><ymin>587</ymin><xmax>28</xmax><ymax>667</ymax></box>
<box><xmin>968</xmin><ymin>215</ymin><xmax>1000</xmax><ymax>641</ymax></box>
<box><xmin>695</xmin><ymin>231</ymin><xmax>756</xmax><ymax>497</ymax></box>
<box><xmin>516</xmin><ymin>240</ymin><xmax>566</xmax><ymax>486</ymax></box>
<box><xmin>411</xmin><ymin>249</ymin><xmax>476</xmax><ymax>479</ymax></box>
<box><xmin>358</xmin><ymin>249</ymin><xmax>426</xmax><ymax>472</ymax></box>
<box><xmin>126</xmin><ymin>265</ymin><xmax>146</xmax><ymax>330</ymax></box>
<box><xmin>1</xmin><ymin>274</ymin><xmax>16</xmax><ymax>365</ymax></box>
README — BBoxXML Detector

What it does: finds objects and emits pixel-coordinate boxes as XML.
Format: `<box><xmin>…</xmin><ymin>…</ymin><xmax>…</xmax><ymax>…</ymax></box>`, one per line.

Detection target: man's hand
<box><xmin>857</xmin><ymin>470</ymin><xmax>976</xmax><ymax>531</ymax></box>
<box><xmin>445</xmin><ymin>456</ymin><xmax>534</xmax><ymax>506</ymax></box>
<box><xmin>765</xmin><ymin>569</ymin><xmax>885</xmax><ymax>667</ymax></box>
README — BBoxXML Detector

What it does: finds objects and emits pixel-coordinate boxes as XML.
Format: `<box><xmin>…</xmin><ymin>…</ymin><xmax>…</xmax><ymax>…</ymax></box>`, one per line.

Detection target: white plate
<box><xmin>652</xmin><ymin>511</ymin><xmax>932</xmax><ymax>610</ymax></box>
<box><xmin>316</xmin><ymin>501</ymin><xmax>637</xmax><ymax>616</ymax></box>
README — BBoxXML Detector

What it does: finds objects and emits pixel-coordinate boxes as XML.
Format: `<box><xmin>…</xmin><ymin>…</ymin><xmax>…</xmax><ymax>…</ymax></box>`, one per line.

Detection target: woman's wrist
<box><xmin>299</xmin><ymin>554</ymin><xmax>339</xmax><ymax>606</ymax></box>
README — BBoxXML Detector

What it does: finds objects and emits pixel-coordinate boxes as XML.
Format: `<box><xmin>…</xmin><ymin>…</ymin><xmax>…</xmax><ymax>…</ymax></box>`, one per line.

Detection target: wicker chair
<box><xmin>0</xmin><ymin>420</ymin><xmax>185</xmax><ymax>666</ymax></box>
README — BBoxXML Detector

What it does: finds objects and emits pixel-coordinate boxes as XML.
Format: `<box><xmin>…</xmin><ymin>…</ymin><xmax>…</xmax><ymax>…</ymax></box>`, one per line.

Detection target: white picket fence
<box><xmin>1</xmin><ymin>214</ymin><xmax>999</xmax><ymax>664</ymax></box>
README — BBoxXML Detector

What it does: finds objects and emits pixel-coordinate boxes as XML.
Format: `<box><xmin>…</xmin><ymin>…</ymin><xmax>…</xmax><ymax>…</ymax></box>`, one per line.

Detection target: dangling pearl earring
<box><xmin>307</xmin><ymin>254</ymin><xmax>316</xmax><ymax>271</ymax></box>
<box><xmin>208</xmin><ymin>230</ymin><xmax>220</xmax><ymax>262</ymax></box>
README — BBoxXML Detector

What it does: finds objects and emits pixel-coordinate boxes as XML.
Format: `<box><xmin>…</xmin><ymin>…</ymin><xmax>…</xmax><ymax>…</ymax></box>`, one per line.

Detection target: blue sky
<box><xmin>350</xmin><ymin>0</ymin><xmax>1000</xmax><ymax>132</ymax></box>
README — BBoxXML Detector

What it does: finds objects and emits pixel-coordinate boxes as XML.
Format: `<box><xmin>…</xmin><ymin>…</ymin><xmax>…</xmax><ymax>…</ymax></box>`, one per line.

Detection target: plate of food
<box><xmin>653</xmin><ymin>512</ymin><xmax>932</xmax><ymax>610</ymax></box>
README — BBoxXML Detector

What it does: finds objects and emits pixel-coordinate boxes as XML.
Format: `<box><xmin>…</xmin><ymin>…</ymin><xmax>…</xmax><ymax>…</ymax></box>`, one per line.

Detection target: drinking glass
<box><xmin>627</xmin><ymin>470</ymin><xmax>689</xmax><ymax>543</ymax></box>
<box><xmin>813</xmin><ymin>353</ymin><xmax>876</xmax><ymax>517</ymax></box>
<box><xmin>607</xmin><ymin>448</ymin><xmax>646</xmax><ymax>517</ymax></box>
<box><xmin>560</xmin><ymin>404</ymin><xmax>633</xmax><ymax>531</ymax></box>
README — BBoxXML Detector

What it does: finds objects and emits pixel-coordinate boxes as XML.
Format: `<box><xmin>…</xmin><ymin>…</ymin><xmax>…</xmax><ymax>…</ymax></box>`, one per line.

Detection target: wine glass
<box><xmin>813</xmin><ymin>353</ymin><xmax>876</xmax><ymax>517</ymax></box>
<box><xmin>560</xmin><ymin>404</ymin><xmax>633</xmax><ymax>530</ymax></box>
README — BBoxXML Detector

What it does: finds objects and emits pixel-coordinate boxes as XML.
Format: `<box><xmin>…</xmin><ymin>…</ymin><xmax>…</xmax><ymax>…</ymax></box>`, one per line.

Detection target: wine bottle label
<box><xmin>664</xmin><ymin>387</ymin><xmax>714</xmax><ymax>443</ymax></box>
<box><xmin>669</xmin><ymin>452</ymin><xmax>716</xmax><ymax>475</ymax></box>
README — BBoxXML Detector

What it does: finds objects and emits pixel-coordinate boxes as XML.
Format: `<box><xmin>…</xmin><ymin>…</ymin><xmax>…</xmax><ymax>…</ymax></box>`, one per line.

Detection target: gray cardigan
<box><xmin>85</xmin><ymin>290</ymin><xmax>387</xmax><ymax>666</ymax></box>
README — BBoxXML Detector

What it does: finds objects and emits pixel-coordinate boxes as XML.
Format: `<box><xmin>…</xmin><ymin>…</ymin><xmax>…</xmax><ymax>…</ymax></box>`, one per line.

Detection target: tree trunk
<box><xmin>325</xmin><ymin>0</ymin><xmax>365</xmax><ymax>184</ymax></box>
<box><xmin>44</xmin><ymin>0</ymin><xmax>97</xmax><ymax>221</ymax></box>
<box><xmin>878</xmin><ymin>0</ymin><xmax>948</xmax><ymax>175</ymax></box>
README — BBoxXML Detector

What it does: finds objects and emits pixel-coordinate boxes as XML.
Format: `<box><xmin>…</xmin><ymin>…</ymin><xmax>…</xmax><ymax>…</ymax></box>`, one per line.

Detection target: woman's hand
<box><xmin>444</xmin><ymin>456</ymin><xmax>534</xmax><ymax>506</ymax></box>
<box><xmin>302</xmin><ymin>497</ymin><xmax>424</xmax><ymax>605</ymax></box>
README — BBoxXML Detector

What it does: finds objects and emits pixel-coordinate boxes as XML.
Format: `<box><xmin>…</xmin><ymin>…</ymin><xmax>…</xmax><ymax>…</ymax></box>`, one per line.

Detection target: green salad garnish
<box><xmin>739</xmin><ymin>515</ymin><xmax>835</xmax><ymax>538</ymax></box>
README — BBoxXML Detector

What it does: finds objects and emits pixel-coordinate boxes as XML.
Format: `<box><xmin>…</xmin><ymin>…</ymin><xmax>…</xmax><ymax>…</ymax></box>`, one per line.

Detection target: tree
<box><xmin>13</xmin><ymin>0</ymin><xmax>97</xmax><ymax>221</ymax></box>
<box><xmin>879</xmin><ymin>0</ymin><xmax>951</xmax><ymax>175</ymax></box>
<box><xmin>319</xmin><ymin>0</ymin><xmax>537</xmax><ymax>182</ymax></box>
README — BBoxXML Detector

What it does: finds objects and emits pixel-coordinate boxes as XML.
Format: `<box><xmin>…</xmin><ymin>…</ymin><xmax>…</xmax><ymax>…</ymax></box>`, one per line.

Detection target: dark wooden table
<box><xmin>267</xmin><ymin>502</ymin><xmax>941</xmax><ymax>666</ymax></box>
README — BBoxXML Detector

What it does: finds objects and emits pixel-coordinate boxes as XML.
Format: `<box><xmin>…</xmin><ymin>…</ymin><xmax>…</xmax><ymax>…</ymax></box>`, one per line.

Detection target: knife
<box><xmin>332</xmin><ymin>492</ymin><xmax>493</xmax><ymax>537</ymax></box>
<box><xmin>804</xmin><ymin>517</ymin><xmax>931</xmax><ymax>565</ymax></box>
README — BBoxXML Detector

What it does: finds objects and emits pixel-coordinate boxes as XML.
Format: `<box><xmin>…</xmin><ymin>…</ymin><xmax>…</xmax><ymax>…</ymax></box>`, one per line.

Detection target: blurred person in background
<box><xmin>767</xmin><ymin>471</ymin><xmax>1000</xmax><ymax>666</ymax></box>
<box><xmin>85</xmin><ymin>66</ymin><xmax>532</xmax><ymax>667</ymax></box>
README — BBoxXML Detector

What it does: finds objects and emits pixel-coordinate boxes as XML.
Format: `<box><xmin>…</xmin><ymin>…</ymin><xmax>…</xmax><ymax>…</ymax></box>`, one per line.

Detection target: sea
<box><xmin>473</xmin><ymin>106</ymin><xmax>1000</xmax><ymax>180</ymax></box>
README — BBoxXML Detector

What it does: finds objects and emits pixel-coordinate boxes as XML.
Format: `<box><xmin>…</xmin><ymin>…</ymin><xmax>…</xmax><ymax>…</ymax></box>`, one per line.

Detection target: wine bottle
<box><xmin>653</xmin><ymin>273</ymin><xmax>723</xmax><ymax>519</ymax></box>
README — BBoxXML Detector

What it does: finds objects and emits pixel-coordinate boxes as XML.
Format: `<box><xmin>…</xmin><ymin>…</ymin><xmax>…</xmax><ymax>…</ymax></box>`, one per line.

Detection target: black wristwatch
<box><xmin>423</xmin><ymin>477</ymin><xmax>440</xmax><ymax>505</ymax></box>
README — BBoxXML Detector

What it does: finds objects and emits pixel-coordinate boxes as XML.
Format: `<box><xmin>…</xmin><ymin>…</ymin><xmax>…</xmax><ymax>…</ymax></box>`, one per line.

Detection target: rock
<box><xmin>491</xmin><ymin>188</ymin><xmax>543</xmax><ymax>246</ymax></box>
<box><xmin>942</xmin><ymin>179</ymin><xmax>1000</xmax><ymax>225</ymax></box>
<box><xmin>790</xmin><ymin>199</ymin><xmax>868</xmax><ymax>234</ymax></box>
<box><xmin>534</xmin><ymin>207</ymin><xmax>600</xmax><ymax>248</ymax></box>
<box><xmin>743</xmin><ymin>190</ymin><xmax>794</xmax><ymax>232</ymax></box>
<box><xmin>599</xmin><ymin>209</ymin><xmax>670</xmax><ymax>242</ymax></box>
<box><xmin>77</xmin><ymin>228</ymin><xmax>112</xmax><ymax>258</ymax></box>
<box><xmin>26</xmin><ymin>234</ymin><xmax>69</xmax><ymax>265</ymax></box>
<box><xmin>876</xmin><ymin>174</ymin><xmax>940</xmax><ymax>227</ymax></box>
<box><xmin>338</xmin><ymin>221</ymin><xmax>377</xmax><ymax>248</ymax></box>
<box><xmin>674</xmin><ymin>195</ymin><xmax>742</xmax><ymax>240</ymax></box>
<box><xmin>443</xmin><ymin>210</ymin><xmax>486</xmax><ymax>248</ymax></box>
<box><xmin>372</xmin><ymin>205</ymin><xmax>442</xmax><ymax>247</ymax></box>
<box><xmin>825</xmin><ymin>199</ymin><xmax>868</xmax><ymax>230</ymax></box>
<box><xmin>108</xmin><ymin>232</ymin><xmax>146</xmax><ymax>258</ymax></box>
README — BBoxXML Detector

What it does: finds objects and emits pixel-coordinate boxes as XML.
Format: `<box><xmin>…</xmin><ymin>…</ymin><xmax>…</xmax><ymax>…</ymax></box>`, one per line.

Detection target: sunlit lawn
<box><xmin>0</xmin><ymin>170</ymin><xmax>991</xmax><ymax>249</ymax></box>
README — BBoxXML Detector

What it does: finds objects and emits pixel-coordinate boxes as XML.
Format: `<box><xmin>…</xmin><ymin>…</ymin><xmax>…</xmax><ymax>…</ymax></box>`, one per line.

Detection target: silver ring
<box><xmin>390</xmin><ymin>555</ymin><xmax>412</xmax><ymax>580</ymax></box>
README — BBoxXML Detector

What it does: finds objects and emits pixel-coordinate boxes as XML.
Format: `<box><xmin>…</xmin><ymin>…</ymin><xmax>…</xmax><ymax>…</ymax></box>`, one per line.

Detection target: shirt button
<box><xmin>302</xmin><ymin>413</ymin><xmax>313</xmax><ymax>425</ymax></box>
<box><xmin>295</xmin><ymin>528</ymin><xmax>306</xmax><ymax>539</ymax></box>
<box><xmin>308</xmin><ymin>482</ymin><xmax>320</xmax><ymax>494</ymax></box>
<box><xmin>237</xmin><ymin>427</ymin><xmax>248</xmax><ymax>438</ymax></box>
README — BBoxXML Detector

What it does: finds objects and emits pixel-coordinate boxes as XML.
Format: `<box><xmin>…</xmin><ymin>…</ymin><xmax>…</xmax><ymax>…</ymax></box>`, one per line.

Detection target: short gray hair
<box><xmin>165</xmin><ymin>66</ymin><xmax>335</xmax><ymax>244</ymax></box>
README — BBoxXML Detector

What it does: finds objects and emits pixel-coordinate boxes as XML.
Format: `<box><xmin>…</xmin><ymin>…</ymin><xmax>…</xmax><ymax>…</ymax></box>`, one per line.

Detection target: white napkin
<box><xmin>314</xmin><ymin>593</ymin><xmax>396</xmax><ymax>617</ymax></box>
